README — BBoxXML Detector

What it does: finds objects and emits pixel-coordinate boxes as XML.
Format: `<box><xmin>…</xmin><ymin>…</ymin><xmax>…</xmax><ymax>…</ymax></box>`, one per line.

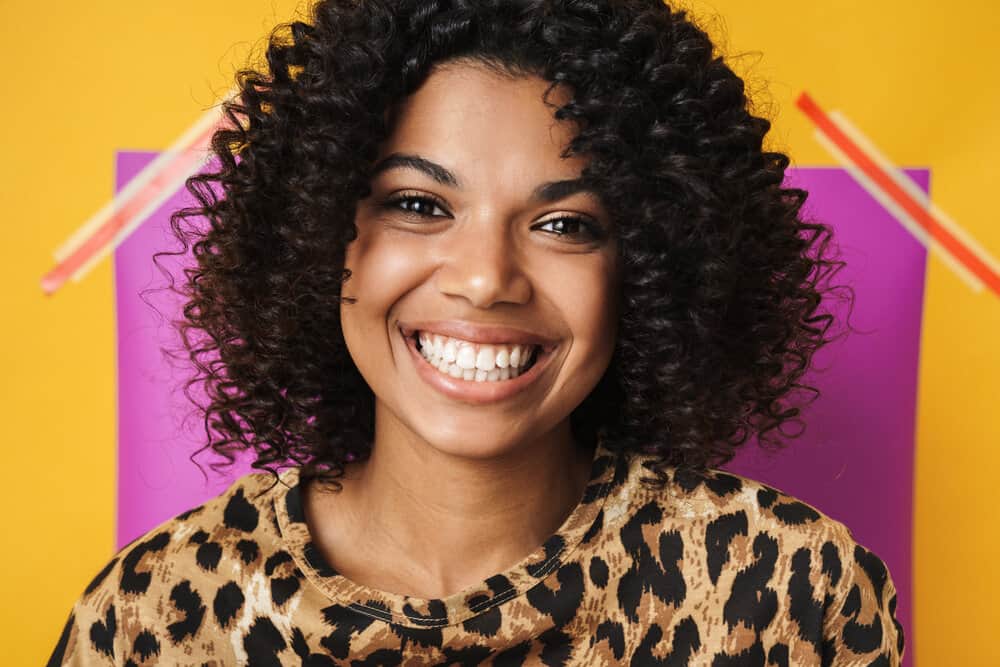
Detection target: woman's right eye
<box><xmin>382</xmin><ymin>194</ymin><xmax>449</xmax><ymax>218</ymax></box>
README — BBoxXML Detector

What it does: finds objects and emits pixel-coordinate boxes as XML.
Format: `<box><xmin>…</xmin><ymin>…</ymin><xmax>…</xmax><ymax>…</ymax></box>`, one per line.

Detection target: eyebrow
<box><xmin>372</xmin><ymin>153</ymin><xmax>459</xmax><ymax>188</ymax></box>
<box><xmin>370</xmin><ymin>152</ymin><xmax>598</xmax><ymax>204</ymax></box>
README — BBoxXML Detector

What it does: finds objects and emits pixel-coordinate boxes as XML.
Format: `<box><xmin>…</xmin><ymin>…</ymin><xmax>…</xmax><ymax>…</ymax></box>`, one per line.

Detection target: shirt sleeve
<box><xmin>822</xmin><ymin>537</ymin><xmax>906</xmax><ymax>666</ymax></box>
<box><xmin>47</xmin><ymin>557</ymin><xmax>127</xmax><ymax>666</ymax></box>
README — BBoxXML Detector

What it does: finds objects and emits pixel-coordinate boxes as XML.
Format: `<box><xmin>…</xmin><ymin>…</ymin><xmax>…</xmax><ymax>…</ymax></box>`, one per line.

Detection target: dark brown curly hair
<box><xmin>160</xmin><ymin>0</ymin><xmax>852</xmax><ymax>490</ymax></box>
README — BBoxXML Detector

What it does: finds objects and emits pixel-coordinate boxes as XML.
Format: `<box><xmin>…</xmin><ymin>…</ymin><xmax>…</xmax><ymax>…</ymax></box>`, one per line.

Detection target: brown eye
<box><xmin>535</xmin><ymin>216</ymin><xmax>605</xmax><ymax>241</ymax></box>
<box><xmin>383</xmin><ymin>194</ymin><xmax>449</xmax><ymax>218</ymax></box>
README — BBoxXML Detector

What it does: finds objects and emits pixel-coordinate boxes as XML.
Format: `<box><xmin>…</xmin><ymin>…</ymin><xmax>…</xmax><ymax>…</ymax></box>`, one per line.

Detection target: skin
<box><xmin>302</xmin><ymin>60</ymin><xmax>620</xmax><ymax>600</ymax></box>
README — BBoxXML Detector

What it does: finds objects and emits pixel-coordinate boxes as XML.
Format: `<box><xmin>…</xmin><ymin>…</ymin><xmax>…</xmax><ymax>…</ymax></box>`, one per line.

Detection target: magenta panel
<box><xmin>114</xmin><ymin>151</ymin><xmax>253</xmax><ymax>549</ymax></box>
<box><xmin>725</xmin><ymin>168</ymin><xmax>926</xmax><ymax>664</ymax></box>
<box><xmin>113</xmin><ymin>153</ymin><xmax>921</xmax><ymax>660</ymax></box>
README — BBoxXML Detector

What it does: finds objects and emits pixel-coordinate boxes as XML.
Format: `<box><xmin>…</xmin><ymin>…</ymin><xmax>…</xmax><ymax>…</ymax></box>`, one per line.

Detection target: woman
<box><xmin>50</xmin><ymin>0</ymin><xmax>905</xmax><ymax>664</ymax></box>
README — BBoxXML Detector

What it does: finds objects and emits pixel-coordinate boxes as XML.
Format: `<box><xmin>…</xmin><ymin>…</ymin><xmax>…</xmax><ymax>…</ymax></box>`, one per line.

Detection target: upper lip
<box><xmin>399</xmin><ymin>320</ymin><xmax>559</xmax><ymax>351</ymax></box>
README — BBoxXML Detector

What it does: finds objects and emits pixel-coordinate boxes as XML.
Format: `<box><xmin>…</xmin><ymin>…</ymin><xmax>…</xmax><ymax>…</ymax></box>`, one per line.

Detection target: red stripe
<box><xmin>41</xmin><ymin>122</ymin><xmax>218</xmax><ymax>295</ymax></box>
<box><xmin>796</xmin><ymin>91</ymin><xmax>1000</xmax><ymax>297</ymax></box>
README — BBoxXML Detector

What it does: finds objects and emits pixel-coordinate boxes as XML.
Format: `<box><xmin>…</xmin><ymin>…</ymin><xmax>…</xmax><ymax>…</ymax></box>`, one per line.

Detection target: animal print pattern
<box><xmin>49</xmin><ymin>443</ymin><xmax>904</xmax><ymax>665</ymax></box>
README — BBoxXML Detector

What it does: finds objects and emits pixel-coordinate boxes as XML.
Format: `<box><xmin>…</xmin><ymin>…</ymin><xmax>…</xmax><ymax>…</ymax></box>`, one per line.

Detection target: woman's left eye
<box><xmin>535</xmin><ymin>217</ymin><xmax>604</xmax><ymax>241</ymax></box>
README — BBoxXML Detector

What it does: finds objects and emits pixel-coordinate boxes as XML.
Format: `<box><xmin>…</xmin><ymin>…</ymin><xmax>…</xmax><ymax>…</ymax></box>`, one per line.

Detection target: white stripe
<box><xmin>68</xmin><ymin>149</ymin><xmax>214</xmax><ymax>284</ymax></box>
<box><xmin>826</xmin><ymin>111</ymin><xmax>999</xmax><ymax>290</ymax></box>
<box><xmin>54</xmin><ymin>97</ymin><xmax>227</xmax><ymax>262</ymax></box>
<box><xmin>814</xmin><ymin>129</ymin><xmax>984</xmax><ymax>293</ymax></box>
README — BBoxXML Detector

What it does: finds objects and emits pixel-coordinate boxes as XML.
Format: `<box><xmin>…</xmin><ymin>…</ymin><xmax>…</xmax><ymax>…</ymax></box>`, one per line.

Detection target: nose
<box><xmin>434</xmin><ymin>217</ymin><xmax>532</xmax><ymax>309</ymax></box>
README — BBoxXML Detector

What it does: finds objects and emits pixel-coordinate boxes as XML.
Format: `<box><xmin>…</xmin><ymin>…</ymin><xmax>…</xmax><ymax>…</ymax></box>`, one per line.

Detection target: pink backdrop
<box><xmin>114</xmin><ymin>152</ymin><xmax>921</xmax><ymax>662</ymax></box>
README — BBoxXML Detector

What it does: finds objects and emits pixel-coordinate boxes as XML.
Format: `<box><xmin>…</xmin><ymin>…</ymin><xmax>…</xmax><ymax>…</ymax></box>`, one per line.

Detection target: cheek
<box><xmin>556</xmin><ymin>254</ymin><xmax>619</xmax><ymax>355</ymax></box>
<box><xmin>340</xmin><ymin>229</ymin><xmax>429</xmax><ymax>354</ymax></box>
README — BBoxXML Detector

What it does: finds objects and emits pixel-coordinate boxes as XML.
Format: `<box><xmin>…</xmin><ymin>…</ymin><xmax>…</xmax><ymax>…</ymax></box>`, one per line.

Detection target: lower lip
<box><xmin>402</xmin><ymin>330</ymin><xmax>554</xmax><ymax>405</ymax></box>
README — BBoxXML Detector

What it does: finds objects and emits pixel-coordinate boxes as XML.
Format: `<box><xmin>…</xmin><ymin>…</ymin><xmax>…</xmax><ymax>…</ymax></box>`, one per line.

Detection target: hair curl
<box><xmin>160</xmin><ymin>0</ymin><xmax>852</xmax><ymax>490</ymax></box>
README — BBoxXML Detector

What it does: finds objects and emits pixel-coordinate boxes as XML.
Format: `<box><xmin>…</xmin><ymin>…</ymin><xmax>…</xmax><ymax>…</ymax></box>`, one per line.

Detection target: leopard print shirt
<box><xmin>49</xmin><ymin>443</ymin><xmax>905</xmax><ymax>665</ymax></box>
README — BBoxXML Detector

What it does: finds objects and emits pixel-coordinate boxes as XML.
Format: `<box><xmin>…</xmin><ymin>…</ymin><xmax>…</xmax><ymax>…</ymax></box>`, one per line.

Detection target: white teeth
<box><xmin>475</xmin><ymin>346</ymin><xmax>496</xmax><ymax>371</ymax></box>
<box><xmin>456</xmin><ymin>345</ymin><xmax>477</xmax><ymax>370</ymax></box>
<box><xmin>413</xmin><ymin>330</ymin><xmax>542</xmax><ymax>383</ymax></box>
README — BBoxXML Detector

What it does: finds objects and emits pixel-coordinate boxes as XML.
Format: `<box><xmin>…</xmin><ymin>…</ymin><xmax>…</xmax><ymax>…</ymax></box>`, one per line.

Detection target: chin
<box><xmin>414</xmin><ymin>421</ymin><xmax>528</xmax><ymax>461</ymax></box>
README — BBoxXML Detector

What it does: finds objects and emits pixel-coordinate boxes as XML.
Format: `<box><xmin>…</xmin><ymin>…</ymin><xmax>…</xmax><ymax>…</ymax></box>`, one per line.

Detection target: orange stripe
<box><xmin>40</xmin><ymin>122</ymin><xmax>218</xmax><ymax>295</ymax></box>
<box><xmin>796</xmin><ymin>91</ymin><xmax>1000</xmax><ymax>297</ymax></box>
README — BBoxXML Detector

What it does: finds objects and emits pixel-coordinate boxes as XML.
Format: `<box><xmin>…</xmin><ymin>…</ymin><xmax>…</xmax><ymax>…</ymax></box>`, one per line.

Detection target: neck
<box><xmin>308</xmin><ymin>405</ymin><xmax>594</xmax><ymax>599</ymax></box>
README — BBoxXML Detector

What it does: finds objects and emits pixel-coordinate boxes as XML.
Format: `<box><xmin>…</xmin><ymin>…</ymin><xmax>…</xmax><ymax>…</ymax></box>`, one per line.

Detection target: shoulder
<box><xmin>614</xmin><ymin>457</ymin><xmax>894</xmax><ymax>609</ymax></box>
<box><xmin>113</xmin><ymin>469</ymin><xmax>286</xmax><ymax>585</ymax></box>
<box><xmin>617</xmin><ymin>458</ymin><xmax>857</xmax><ymax>546</ymax></box>
<box><xmin>49</xmin><ymin>469</ymin><xmax>297</xmax><ymax>665</ymax></box>
<box><xmin>616</xmin><ymin>459</ymin><xmax>905</xmax><ymax>661</ymax></box>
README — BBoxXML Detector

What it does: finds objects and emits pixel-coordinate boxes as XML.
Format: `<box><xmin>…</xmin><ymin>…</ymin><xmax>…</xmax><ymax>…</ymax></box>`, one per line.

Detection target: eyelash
<box><xmin>381</xmin><ymin>194</ymin><xmax>606</xmax><ymax>241</ymax></box>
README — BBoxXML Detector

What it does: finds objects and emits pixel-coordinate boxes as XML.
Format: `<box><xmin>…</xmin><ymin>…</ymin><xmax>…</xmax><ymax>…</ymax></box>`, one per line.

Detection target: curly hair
<box><xmin>161</xmin><ymin>0</ymin><xmax>851</xmax><ymax>490</ymax></box>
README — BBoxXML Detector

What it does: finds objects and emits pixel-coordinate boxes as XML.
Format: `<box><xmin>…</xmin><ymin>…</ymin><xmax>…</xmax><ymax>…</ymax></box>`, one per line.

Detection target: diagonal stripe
<box><xmin>828</xmin><ymin>110</ymin><xmax>1000</xmax><ymax>282</ymax></box>
<box><xmin>41</xmin><ymin>100</ymin><xmax>230</xmax><ymax>295</ymax></box>
<box><xmin>812</xmin><ymin>130</ymin><xmax>983</xmax><ymax>292</ymax></box>
<box><xmin>796</xmin><ymin>91</ymin><xmax>1000</xmax><ymax>298</ymax></box>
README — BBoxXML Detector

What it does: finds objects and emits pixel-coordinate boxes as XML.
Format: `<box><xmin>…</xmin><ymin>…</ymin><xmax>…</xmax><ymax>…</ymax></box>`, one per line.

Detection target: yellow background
<box><xmin>2</xmin><ymin>1</ymin><xmax>996</xmax><ymax>663</ymax></box>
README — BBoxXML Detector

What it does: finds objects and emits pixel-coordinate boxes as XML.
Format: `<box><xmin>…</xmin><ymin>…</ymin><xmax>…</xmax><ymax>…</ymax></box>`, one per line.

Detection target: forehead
<box><xmin>376</xmin><ymin>62</ymin><xmax>589</xmax><ymax>185</ymax></box>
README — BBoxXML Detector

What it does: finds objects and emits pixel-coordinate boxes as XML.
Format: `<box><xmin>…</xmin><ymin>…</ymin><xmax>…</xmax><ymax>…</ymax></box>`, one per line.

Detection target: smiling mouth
<box><xmin>409</xmin><ymin>330</ymin><xmax>540</xmax><ymax>382</ymax></box>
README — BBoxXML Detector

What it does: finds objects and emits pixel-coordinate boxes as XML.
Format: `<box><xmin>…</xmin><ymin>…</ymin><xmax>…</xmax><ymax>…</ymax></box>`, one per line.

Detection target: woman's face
<box><xmin>341</xmin><ymin>61</ymin><xmax>619</xmax><ymax>460</ymax></box>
